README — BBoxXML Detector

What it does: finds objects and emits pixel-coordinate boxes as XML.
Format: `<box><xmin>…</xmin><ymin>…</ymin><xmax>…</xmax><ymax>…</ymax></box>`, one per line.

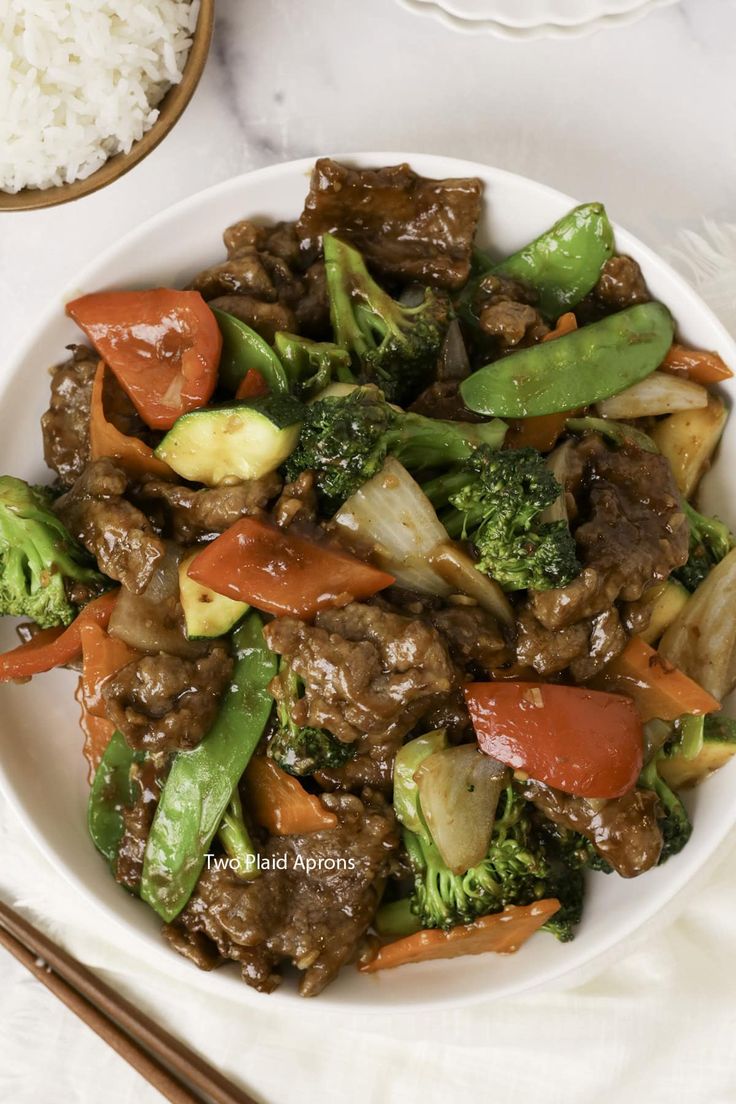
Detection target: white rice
<box><xmin>0</xmin><ymin>0</ymin><xmax>200</xmax><ymax>194</ymax></box>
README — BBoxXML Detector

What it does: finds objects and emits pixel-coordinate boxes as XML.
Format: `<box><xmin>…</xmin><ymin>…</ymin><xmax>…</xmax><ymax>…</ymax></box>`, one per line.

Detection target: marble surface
<box><xmin>1</xmin><ymin>1</ymin><xmax>736</xmax><ymax>1101</ymax></box>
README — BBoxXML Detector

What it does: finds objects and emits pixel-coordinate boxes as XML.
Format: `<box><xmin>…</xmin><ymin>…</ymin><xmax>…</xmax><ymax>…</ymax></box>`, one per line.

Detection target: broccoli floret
<box><xmin>674</xmin><ymin>500</ymin><xmax>734</xmax><ymax>592</ymax></box>
<box><xmin>435</xmin><ymin>446</ymin><xmax>579</xmax><ymax>592</ymax></box>
<box><xmin>323</xmin><ymin>233</ymin><xmax>450</xmax><ymax>404</ymax></box>
<box><xmin>284</xmin><ymin>385</ymin><xmax>506</xmax><ymax>512</ymax></box>
<box><xmin>406</xmin><ymin>783</ymin><xmax>570</xmax><ymax>932</ymax></box>
<box><xmin>273</xmin><ymin>332</ymin><xmax>354</xmax><ymax>400</ymax></box>
<box><xmin>639</xmin><ymin>753</ymin><xmax>692</xmax><ymax>862</ymax></box>
<box><xmin>0</xmin><ymin>476</ymin><xmax>104</xmax><ymax>628</ymax></box>
<box><xmin>531</xmin><ymin>822</ymin><xmax>597</xmax><ymax>941</ymax></box>
<box><xmin>386</xmin><ymin>736</ymin><xmax>586</xmax><ymax>938</ymax></box>
<box><xmin>268</xmin><ymin>663</ymin><xmax>355</xmax><ymax>776</ymax></box>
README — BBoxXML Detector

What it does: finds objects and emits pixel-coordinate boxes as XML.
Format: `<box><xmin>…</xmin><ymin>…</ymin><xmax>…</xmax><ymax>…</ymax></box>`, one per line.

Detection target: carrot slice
<box><xmin>76</xmin><ymin>679</ymin><xmax>116</xmax><ymax>782</ymax></box>
<box><xmin>90</xmin><ymin>361</ymin><xmax>174</xmax><ymax>480</ymax></box>
<box><xmin>244</xmin><ymin>756</ymin><xmax>338</xmax><ymax>834</ymax></box>
<box><xmin>661</xmin><ymin>343</ymin><xmax>733</xmax><ymax>385</ymax></box>
<box><xmin>505</xmin><ymin>314</ymin><xmax>580</xmax><ymax>451</ymax></box>
<box><xmin>544</xmin><ymin>312</ymin><xmax>578</xmax><ymax>342</ymax></box>
<box><xmin>235</xmin><ymin>369</ymin><xmax>269</xmax><ymax>400</ymax></box>
<box><xmin>80</xmin><ymin>621</ymin><xmax>139</xmax><ymax>718</ymax></box>
<box><xmin>78</xmin><ymin>621</ymin><xmax>140</xmax><ymax>778</ymax></box>
<box><xmin>359</xmin><ymin>900</ymin><xmax>561</xmax><ymax>973</ymax></box>
<box><xmin>504</xmin><ymin>412</ymin><xmax>572</xmax><ymax>452</ymax></box>
<box><xmin>592</xmin><ymin>636</ymin><xmax>721</xmax><ymax>723</ymax></box>
<box><xmin>0</xmin><ymin>591</ymin><xmax>118</xmax><ymax>683</ymax></box>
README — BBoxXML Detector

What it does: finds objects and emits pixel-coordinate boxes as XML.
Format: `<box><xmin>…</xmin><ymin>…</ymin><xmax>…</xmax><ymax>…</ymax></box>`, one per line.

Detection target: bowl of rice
<box><xmin>0</xmin><ymin>0</ymin><xmax>214</xmax><ymax>212</ymax></box>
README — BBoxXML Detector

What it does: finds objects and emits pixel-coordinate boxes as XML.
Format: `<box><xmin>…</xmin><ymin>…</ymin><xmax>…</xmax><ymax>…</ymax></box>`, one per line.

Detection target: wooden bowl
<box><xmin>0</xmin><ymin>0</ymin><xmax>215</xmax><ymax>213</ymax></box>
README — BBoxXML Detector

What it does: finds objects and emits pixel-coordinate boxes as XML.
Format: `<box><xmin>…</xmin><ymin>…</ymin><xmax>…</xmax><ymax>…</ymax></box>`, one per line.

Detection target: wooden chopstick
<box><xmin>0</xmin><ymin>923</ymin><xmax>199</xmax><ymax>1104</ymax></box>
<box><xmin>0</xmin><ymin>900</ymin><xmax>257</xmax><ymax>1104</ymax></box>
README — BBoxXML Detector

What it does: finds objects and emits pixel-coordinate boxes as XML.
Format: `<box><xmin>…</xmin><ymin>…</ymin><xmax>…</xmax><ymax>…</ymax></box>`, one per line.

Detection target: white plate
<box><xmin>412</xmin><ymin>0</ymin><xmax>662</xmax><ymax>26</ymax></box>
<box><xmin>399</xmin><ymin>0</ymin><xmax>678</xmax><ymax>37</ymax></box>
<box><xmin>0</xmin><ymin>153</ymin><xmax>734</xmax><ymax>1013</ymax></box>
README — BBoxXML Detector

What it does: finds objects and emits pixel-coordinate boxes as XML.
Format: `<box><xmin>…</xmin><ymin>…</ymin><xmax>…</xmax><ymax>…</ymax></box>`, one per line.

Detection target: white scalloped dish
<box><xmin>398</xmin><ymin>0</ymin><xmax>678</xmax><ymax>38</ymax></box>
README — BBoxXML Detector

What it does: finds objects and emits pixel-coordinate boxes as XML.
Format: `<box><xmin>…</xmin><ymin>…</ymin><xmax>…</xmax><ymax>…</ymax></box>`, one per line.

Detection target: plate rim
<box><xmin>396</xmin><ymin>0</ymin><xmax>677</xmax><ymax>37</ymax></box>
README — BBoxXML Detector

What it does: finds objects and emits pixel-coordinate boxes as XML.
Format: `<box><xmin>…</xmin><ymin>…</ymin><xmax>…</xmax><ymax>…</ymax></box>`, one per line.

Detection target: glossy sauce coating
<box><xmin>465</xmin><ymin>680</ymin><xmax>644</xmax><ymax>799</ymax></box>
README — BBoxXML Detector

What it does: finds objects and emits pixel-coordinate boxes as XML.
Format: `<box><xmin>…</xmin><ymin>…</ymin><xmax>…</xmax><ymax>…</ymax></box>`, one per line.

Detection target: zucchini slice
<box><xmin>179</xmin><ymin>552</ymin><xmax>249</xmax><ymax>639</ymax></box>
<box><xmin>155</xmin><ymin>396</ymin><xmax>304</xmax><ymax>485</ymax></box>
<box><xmin>659</xmin><ymin>715</ymin><xmax>736</xmax><ymax>789</ymax></box>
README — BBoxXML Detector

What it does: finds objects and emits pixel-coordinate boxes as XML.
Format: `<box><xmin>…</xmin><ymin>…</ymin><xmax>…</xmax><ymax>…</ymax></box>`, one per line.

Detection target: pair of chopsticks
<box><xmin>0</xmin><ymin>899</ymin><xmax>257</xmax><ymax>1104</ymax></box>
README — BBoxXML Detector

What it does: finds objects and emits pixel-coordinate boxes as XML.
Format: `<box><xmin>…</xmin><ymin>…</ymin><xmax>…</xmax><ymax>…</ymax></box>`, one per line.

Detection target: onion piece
<box><xmin>109</xmin><ymin>547</ymin><xmax>206</xmax><ymax>659</ymax></box>
<box><xmin>333</xmin><ymin>458</ymin><xmax>456</xmax><ymax>597</ymax></box>
<box><xmin>642</xmin><ymin>718</ymin><xmax>672</xmax><ymax>764</ymax></box>
<box><xmin>428</xmin><ymin>543</ymin><xmax>514</xmax><ymax>626</ymax></box>
<box><xmin>660</xmin><ymin>546</ymin><xmax>736</xmax><ymax>700</ymax></box>
<box><xmin>437</xmin><ymin>319</ymin><xmax>471</xmax><ymax>380</ymax></box>
<box><xmin>540</xmin><ymin>439</ymin><xmax>575</xmax><ymax>525</ymax></box>
<box><xmin>334</xmin><ymin>458</ymin><xmax>514</xmax><ymax>624</ymax></box>
<box><xmin>415</xmin><ymin>744</ymin><xmax>509</xmax><ymax>875</ymax></box>
<box><xmin>596</xmin><ymin>371</ymin><xmax>708</xmax><ymax>419</ymax></box>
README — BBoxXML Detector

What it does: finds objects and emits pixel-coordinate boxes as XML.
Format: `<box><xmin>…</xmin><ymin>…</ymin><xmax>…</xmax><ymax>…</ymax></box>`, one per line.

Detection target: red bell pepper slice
<box><xmin>465</xmin><ymin>681</ymin><xmax>644</xmax><ymax>799</ymax></box>
<box><xmin>0</xmin><ymin>591</ymin><xmax>118</xmax><ymax>683</ymax></box>
<box><xmin>235</xmin><ymin>369</ymin><xmax>269</xmax><ymax>400</ymax></box>
<box><xmin>66</xmin><ymin>289</ymin><xmax>221</xmax><ymax>430</ymax></box>
<box><xmin>187</xmin><ymin>517</ymin><xmax>395</xmax><ymax>619</ymax></box>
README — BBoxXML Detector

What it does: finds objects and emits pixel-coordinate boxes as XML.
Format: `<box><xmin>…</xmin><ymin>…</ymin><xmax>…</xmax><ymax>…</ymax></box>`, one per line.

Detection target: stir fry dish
<box><xmin>3</xmin><ymin>158</ymin><xmax>736</xmax><ymax>997</ymax></box>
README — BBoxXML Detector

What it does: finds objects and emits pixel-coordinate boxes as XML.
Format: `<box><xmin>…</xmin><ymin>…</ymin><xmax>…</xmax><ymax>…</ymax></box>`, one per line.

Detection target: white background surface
<box><xmin>1</xmin><ymin>0</ymin><xmax>736</xmax><ymax>1101</ymax></box>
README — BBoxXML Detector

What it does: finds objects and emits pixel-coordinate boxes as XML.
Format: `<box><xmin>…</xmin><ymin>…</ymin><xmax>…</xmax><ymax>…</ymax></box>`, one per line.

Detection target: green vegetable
<box><xmin>141</xmin><ymin>612</ymin><xmax>277</xmax><ymax>921</ymax></box>
<box><xmin>284</xmin><ymin>384</ymin><xmax>506</xmax><ymax>512</ymax></box>
<box><xmin>660</xmin><ymin>714</ymin><xmax>736</xmax><ymax>790</ymax></box>
<box><xmin>674</xmin><ymin>501</ymin><xmax>735</xmax><ymax>593</ymax></box>
<box><xmin>460</xmin><ymin>302</ymin><xmax>674</xmax><ymax>418</ymax></box>
<box><xmin>323</xmin><ymin>233</ymin><xmax>449</xmax><ymax>404</ymax></box>
<box><xmin>638</xmin><ymin>579</ymin><xmax>690</xmax><ymax>646</ymax></box>
<box><xmin>430</xmin><ymin>446</ymin><xmax>579</xmax><ymax>592</ymax></box>
<box><xmin>178</xmin><ymin>552</ymin><xmax>249</xmax><ymax>640</ymax></box>
<box><xmin>639</xmin><ymin>752</ymin><xmax>692</xmax><ymax>862</ymax></box>
<box><xmin>375</xmin><ymin>897</ymin><xmax>423</xmax><ymax>938</ymax></box>
<box><xmin>393</xmin><ymin>729</ymin><xmax>447</xmax><ymax>833</ymax></box>
<box><xmin>566</xmin><ymin>416</ymin><xmax>659</xmax><ymax>454</ymax></box>
<box><xmin>0</xmin><ymin>476</ymin><xmax>105</xmax><ymax>628</ymax></box>
<box><xmin>268</xmin><ymin>661</ymin><xmax>356</xmax><ymax>776</ymax></box>
<box><xmin>155</xmin><ymin>395</ymin><xmax>304</xmax><ymax>485</ymax></box>
<box><xmin>212</xmin><ymin>308</ymin><xmax>289</xmax><ymax>394</ymax></box>
<box><xmin>88</xmin><ymin>731</ymin><xmax>143</xmax><ymax>866</ymax></box>
<box><xmin>674</xmin><ymin>714</ymin><xmax>705</xmax><ymax>761</ymax></box>
<box><xmin>392</xmin><ymin>733</ymin><xmax>584</xmax><ymax>938</ymax></box>
<box><xmin>274</xmin><ymin>332</ymin><xmax>353</xmax><ymax>399</ymax></box>
<box><xmin>457</xmin><ymin>203</ymin><xmax>614</xmax><ymax>323</ymax></box>
<box><xmin>495</xmin><ymin>203</ymin><xmax>615</xmax><ymax>319</ymax></box>
<box><xmin>217</xmin><ymin>786</ymin><xmax>259</xmax><ymax>881</ymax></box>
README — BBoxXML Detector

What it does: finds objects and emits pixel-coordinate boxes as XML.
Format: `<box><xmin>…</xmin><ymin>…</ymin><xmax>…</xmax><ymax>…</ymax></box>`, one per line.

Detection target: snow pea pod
<box><xmin>460</xmin><ymin>302</ymin><xmax>674</xmax><ymax>419</ymax></box>
<box><xmin>459</xmin><ymin>204</ymin><xmax>614</xmax><ymax>324</ymax></box>
<box><xmin>494</xmin><ymin>203</ymin><xmax>614</xmax><ymax>320</ymax></box>
<box><xmin>141</xmin><ymin>611</ymin><xmax>277</xmax><ymax>921</ymax></box>
<box><xmin>212</xmin><ymin>308</ymin><xmax>289</xmax><ymax>395</ymax></box>
<box><xmin>88</xmin><ymin>730</ymin><xmax>143</xmax><ymax>866</ymax></box>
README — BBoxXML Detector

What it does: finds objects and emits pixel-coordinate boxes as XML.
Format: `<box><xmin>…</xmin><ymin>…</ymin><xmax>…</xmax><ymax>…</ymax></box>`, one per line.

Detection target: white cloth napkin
<box><xmin>1</xmin><ymin>221</ymin><xmax>735</xmax><ymax>1104</ymax></box>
